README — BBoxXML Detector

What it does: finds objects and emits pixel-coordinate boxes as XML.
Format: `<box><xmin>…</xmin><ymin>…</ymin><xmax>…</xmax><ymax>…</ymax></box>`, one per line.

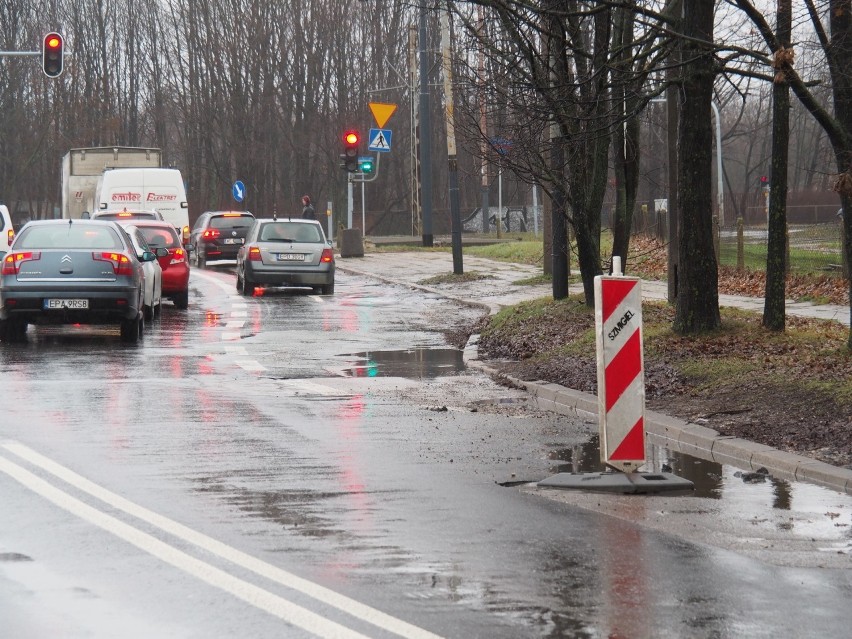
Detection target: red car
<box><xmin>126</xmin><ymin>221</ymin><xmax>191</xmax><ymax>309</ymax></box>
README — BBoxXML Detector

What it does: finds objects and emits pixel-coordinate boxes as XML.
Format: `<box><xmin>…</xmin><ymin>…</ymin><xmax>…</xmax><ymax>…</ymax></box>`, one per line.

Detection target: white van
<box><xmin>95</xmin><ymin>168</ymin><xmax>190</xmax><ymax>242</ymax></box>
<box><xmin>0</xmin><ymin>204</ymin><xmax>14</xmax><ymax>255</ymax></box>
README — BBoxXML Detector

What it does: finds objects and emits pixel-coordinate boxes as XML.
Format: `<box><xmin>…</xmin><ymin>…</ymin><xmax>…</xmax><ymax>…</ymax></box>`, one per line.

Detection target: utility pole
<box><xmin>418</xmin><ymin>1</ymin><xmax>434</xmax><ymax>247</ymax></box>
<box><xmin>409</xmin><ymin>26</ymin><xmax>421</xmax><ymax>236</ymax></box>
<box><xmin>441</xmin><ymin>5</ymin><xmax>463</xmax><ymax>274</ymax></box>
<box><xmin>666</xmin><ymin>0</ymin><xmax>682</xmax><ymax>304</ymax></box>
<box><xmin>478</xmin><ymin>5</ymin><xmax>489</xmax><ymax>234</ymax></box>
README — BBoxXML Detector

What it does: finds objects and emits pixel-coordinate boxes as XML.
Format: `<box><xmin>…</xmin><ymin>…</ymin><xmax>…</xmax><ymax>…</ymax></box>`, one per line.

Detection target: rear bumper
<box><xmin>202</xmin><ymin>243</ymin><xmax>242</xmax><ymax>260</ymax></box>
<box><xmin>0</xmin><ymin>287</ymin><xmax>141</xmax><ymax>323</ymax></box>
<box><xmin>244</xmin><ymin>262</ymin><xmax>334</xmax><ymax>287</ymax></box>
<box><xmin>161</xmin><ymin>266</ymin><xmax>190</xmax><ymax>294</ymax></box>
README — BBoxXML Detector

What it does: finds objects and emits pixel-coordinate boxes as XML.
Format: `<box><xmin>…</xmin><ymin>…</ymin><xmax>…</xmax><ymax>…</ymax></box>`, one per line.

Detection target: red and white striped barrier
<box><xmin>594</xmin><ymin>257</ymin><xmax>645</xmax><ymax>472</ymax></box>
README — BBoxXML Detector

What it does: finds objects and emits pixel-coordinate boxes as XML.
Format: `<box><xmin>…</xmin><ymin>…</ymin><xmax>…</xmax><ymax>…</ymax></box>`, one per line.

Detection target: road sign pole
<box><xmin>347</xmin><ymin>176</ymin><xmax>354</xmax><ymax>229</ymax></box>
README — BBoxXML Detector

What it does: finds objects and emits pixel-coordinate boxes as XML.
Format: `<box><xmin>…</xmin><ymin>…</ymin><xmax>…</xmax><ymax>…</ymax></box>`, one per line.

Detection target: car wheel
<box><xmin>321</xmin><ymin>281</ymin><xmax>335</xmax><ymax>295</ymax></box>
<box><xmin>120</xmin><ymin>314</ymin><xmax>141</xmax><ymax>343</ymax></box>
<box><xmin>143</xmin><ymin>303</ymin><xmax>154</xmax><ymax>321</ymax></box>
<box><xmin>236</xmin><ymin>273</ymin><xmax>243</xmax><ymax>292</ymax></box>
<box><xmin>240</xmin><ymin>273</ymin><xmax>254</xmax><ymax>296</ymax></box>
<box><xmin>197</xmin><ymin>251</ymin><xmax>206</xmax><ymax>269</ymax></box>
<box><xmin>0</xmin><ymin>319</ymin><xmax>23</xmax><ymax>342</ymax></box>
<box><xmin>173</xmin><ymin>291</ymin><xmax>189</xmax><ymax>310</ymax></box>
<box><xmin>1</xmin><ymin>319</ymin><xmax>27</xmax><ymax>343</ymax></box>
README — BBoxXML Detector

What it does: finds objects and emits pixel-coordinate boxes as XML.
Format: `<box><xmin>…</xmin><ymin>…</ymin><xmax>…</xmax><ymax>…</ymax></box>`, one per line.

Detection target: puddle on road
<box><xmin>340</xmin><ymin>348</ymin><xmax>465</xmax><ymax>379</ymax></box>
<box><xmin>546</xmin><ymin>436</ymin><xmax>852</xmax><ymax>538</ymax></box>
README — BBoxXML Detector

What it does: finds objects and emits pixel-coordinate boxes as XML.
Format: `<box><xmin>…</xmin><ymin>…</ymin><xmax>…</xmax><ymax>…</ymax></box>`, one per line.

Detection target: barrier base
<box><xmin>537</xmin><ymin>471</ymin><xmax>693</xmax><ymax>495</ymax></box>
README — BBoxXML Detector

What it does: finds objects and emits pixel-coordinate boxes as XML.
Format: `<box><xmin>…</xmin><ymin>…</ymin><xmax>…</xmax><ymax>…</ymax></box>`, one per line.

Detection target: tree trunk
<box><xmin>674</xmin><ymin>0</ymin><xmax>721</xmax><ymax>333</ymax></box>
<box><xmin>551</xmin><ymin>132</ymin><xmax>569</xmax><ymax>299</ymax></box>
<box><xmin>763</xmin><ymin>0</ymin><xmax>793</xmax><ymax>331</ymax></box>
<box><xmin>611</xmin><ymin>7</ymin><xmax>641</xmax><ymax>271</ymax></box>
<box><xmin>828</xmin><ymin>0</ymin><xmax>852</xmax><ymax>346</ymax></box>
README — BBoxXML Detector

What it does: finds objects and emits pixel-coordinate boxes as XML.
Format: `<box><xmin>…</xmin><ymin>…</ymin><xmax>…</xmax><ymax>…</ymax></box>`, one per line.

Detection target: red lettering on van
<box><xmin>111</xmin><ymin>192</ymin><xmax>141</xmax><ymax>202</ymax></box>
<box><xmin>147</xmin><ymin>193</ymin><xmax>177</xmax><ymax>202</ymax></box>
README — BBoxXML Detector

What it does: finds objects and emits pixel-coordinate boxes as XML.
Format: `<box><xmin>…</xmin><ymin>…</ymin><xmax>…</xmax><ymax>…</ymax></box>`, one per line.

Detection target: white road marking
<box><xmin>236</xmin><ymin>360</ymin><xmax>267</xmax><ymax>372</ymax></box>
<box><xmin>191</xmin><ymin>269</ymin><xmax>237</xmax><ymax>295</ymax></box>
<box><xmin>224</xmin><ymin>345</ymin><xmax>248</xmax><ymax>355</ymax></box>
<box><xmin>225</xmin><ymin>320</ymin><xmax>245</xmax><ymax>329</ymax></box>
<box><xmin>279</xmin><ymin>380</ymin><xmax>341</xmax><ymax>395</ymax></box>
<box><xmin>1</xmin><ymin>442</ymin><xmax>444</xmax><ymax>639</ymax></box>
<box><xmin>221</xmin><ymin>332</ymin><xmax>241</xmax><ymax>341</ymax></box>
<box><xmin>0</xmin><ymin>455</ymin><xmax>371</xmax><ymax>639</ymax></box>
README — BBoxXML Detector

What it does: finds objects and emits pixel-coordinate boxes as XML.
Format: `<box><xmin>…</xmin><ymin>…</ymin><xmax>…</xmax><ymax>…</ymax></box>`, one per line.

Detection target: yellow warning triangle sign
<box><xmin>369</xmin><ymin>103</ymin><xmax>397</xmax><ymax>128</ymax></box>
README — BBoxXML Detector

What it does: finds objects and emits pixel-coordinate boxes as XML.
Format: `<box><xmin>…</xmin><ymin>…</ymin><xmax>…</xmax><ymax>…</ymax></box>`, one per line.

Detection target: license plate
<box><xmin>223</xmin><ymin>238</ymin><xmax>243</xmax><ymax>245</ymax></box>
<box><xmin>277</xmin><ymin>253</ymin><xmax>305</xmax><ymax>261</ymax></box>
<box><xmin>44</xmin><ymin>298</ymin><xmax>89</xmax><ymax>310</ymax></box>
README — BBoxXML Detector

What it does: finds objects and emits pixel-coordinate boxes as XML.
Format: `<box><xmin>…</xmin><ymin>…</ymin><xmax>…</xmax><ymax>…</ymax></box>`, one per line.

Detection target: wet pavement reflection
<box><xmin>340</xmin><ymin>348</ymin><xmax>465</xmax><ymax>379</ymax></box>
<box><xmin>546</xmin><ymin>434</ymin><xmax>852</xmax><ymax>545</ymax></box>
<box><xmin>3</xmin><ymin>267</ymin><xmax>852</xmax><ymax>638</ymax></box>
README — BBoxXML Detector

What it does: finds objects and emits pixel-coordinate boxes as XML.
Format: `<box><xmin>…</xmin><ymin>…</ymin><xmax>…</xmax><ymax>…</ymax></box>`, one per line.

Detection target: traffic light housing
<box><xmin>342</xmin><ymin>130</ymin><xmax>360</xmax><ymax>172</ymax></box>
<box><xmin>42</xmin><ymin>32</ymin><xmax>64</xmax><ymax>78</ymax></box>
<box><xmin>359</xmin><ymin>157</ymin><xmax>374</xmax><ymax>174</ymax></box>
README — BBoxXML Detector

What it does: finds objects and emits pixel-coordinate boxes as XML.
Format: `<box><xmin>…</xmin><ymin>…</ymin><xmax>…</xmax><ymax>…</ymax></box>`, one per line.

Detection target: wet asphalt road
<box><xmin>2</xmin><ymin>265</ymin><xmax>852</xmax><ymax>638</ymax></box>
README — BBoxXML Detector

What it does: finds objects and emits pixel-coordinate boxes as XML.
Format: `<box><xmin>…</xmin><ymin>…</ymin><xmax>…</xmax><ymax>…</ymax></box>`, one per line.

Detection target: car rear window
<box><xmin>259</xmin><ymin>222</ymin><xmax>322</xmax><ymax>243</ymax></box>
<box><xmin>137</xmin><ymin>226</ymin><xmax>181</xmax><ymax>249</ymax></box>
<box><xmin>210</xmin><ymin>215</ymin><xmax>254</xmax><ymax>230</ymax></box>
<box><xmin>16</xmin><ymin>224</ymin><xmax>123</xmax><ymax>250</ymax></box>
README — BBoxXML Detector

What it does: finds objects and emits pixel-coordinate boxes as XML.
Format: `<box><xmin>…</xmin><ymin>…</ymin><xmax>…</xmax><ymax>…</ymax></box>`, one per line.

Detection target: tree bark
<box><xmin>673</xmin><ymin>0</ymin><xmax>721</xmax><ymax>333</ymax></box>
<box><xmin>763</xmin><ymin>0</ymin><xmax>792</xmax><ymax>331</ymax></box>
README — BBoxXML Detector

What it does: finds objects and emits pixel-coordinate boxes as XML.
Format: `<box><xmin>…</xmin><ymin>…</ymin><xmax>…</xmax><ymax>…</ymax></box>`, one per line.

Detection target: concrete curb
<box><xmin>469</xmin><ymin>356</ymin><xmax>852</xmax><ymax>495</ymax></box>
<box><xmin>341</xmin><ymin>257</ymin><xmax>852</xmax><ymax>495</ymax></box>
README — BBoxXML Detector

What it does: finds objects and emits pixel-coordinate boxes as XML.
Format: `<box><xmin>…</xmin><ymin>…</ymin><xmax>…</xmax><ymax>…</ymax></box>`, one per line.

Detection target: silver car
<box><xmin>0</xmin><ymin>219</ymin><xmax>152</xmax><ymax>343</ymax></box>
<box><xmin>235</xmin><ymin>218</ymin><xmax>335</xmax><ymax>295</ymax></box>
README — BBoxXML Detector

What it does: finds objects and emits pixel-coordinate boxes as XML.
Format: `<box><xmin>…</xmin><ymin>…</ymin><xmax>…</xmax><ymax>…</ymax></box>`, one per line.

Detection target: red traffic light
<box><xmin>342</xmin><ymin>130</ymin><xmax>360</xmax><ymax>172</ymax></box>
<box><xmin>42</xmin><ymin>32</ymin><xmax>64</xmax><ymax>78</ymax></box>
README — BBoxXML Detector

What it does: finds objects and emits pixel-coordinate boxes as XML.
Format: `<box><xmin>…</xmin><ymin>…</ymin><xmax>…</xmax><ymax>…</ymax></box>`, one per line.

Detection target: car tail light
<box><xmin>320</xmin><ymin>248</ymin><xmax>334</xmax><ymax>263</ymax></box>
<box><xmin>93</xmin><ymin>251</ymin><xmax>134</xmax><ymax>276</ymax></box>
<box><xmin>202</xmin><ymin>229</ymin><xmax>220</xmax><ymax>241</ymax></box>
<box><xmin>248</xmin><ymin>246</ymin><xmax>262</xmax><ymax>261</ymax></box>
<box><xmin>182</xmin><ymin>226</ymin><xmax>190</xmax><ymax>242</ymax></box>
<box><xmin>6</xmin><ymin>229</ymin><xmax>13</xmax><ymax>246</ymax></box>
<box><xmin>2</xmin><ymin>251</ymin><xmax>40</xmax><ymax>275</ymax></box>
<box><xmin>170</xmin><ymin>248</ymin><xmax>187</xmax><ymax>265</ymax></box>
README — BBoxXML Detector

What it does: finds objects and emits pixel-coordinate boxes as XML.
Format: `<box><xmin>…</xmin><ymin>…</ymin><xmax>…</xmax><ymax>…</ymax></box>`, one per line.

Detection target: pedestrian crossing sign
<box><xmin>368</xmin><ymin>128</ymin><xmax>392</xmax><ymax>152</ymax></box>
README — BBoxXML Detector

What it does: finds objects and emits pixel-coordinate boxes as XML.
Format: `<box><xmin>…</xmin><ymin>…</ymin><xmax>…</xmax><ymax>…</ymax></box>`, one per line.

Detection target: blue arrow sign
<box><xmin>368</xmin><ymin>128</ymin><xmax>392</xmax><ymax>152</ymax></box>
<box><xmin>232</xmin><ymin>180</ymin><xmax>246</xmax><ymax>202</ymax></box>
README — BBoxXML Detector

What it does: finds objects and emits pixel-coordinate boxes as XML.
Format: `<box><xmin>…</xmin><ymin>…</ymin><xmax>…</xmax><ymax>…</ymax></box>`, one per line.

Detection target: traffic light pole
<box><xmin>349</xmin><ymin>154</ymin><xmax>381</xmax><ymax>233</ymax></box>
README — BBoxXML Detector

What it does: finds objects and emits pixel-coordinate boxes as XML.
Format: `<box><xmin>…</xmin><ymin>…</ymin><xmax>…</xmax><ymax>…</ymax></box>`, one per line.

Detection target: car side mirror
<box><xmin>184</xmin><ymin>243</ymin><xmax>195</xmax><ymax>252</ymax></box>
<box><xmin>155</xmin><ymin>248</ymin><xmax>170</xmax><ymax>257</ymax></box>
<box><xmin>81</xmin><ymin>211</ymin><xmax>90</xmax><ymax>219</ymax></box>
<box><xmin>141</xmin><ymin>251</ymin><xmax>157</xmax><ymax>262</ymax></box>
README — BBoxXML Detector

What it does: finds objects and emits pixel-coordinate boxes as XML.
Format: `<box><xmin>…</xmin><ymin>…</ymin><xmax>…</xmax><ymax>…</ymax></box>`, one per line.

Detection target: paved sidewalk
<box><xmin>337</xmin><ymin>251</ymin><xmax>852</xmax><ymax>494</ymax></box>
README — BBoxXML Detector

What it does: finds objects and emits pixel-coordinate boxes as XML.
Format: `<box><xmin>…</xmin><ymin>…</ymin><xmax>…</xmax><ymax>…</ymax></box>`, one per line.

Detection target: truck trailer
<box><xmin>61</xmin><ymin>147</ymin><xmax>161</xmax><ymax>219</ymax></box>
